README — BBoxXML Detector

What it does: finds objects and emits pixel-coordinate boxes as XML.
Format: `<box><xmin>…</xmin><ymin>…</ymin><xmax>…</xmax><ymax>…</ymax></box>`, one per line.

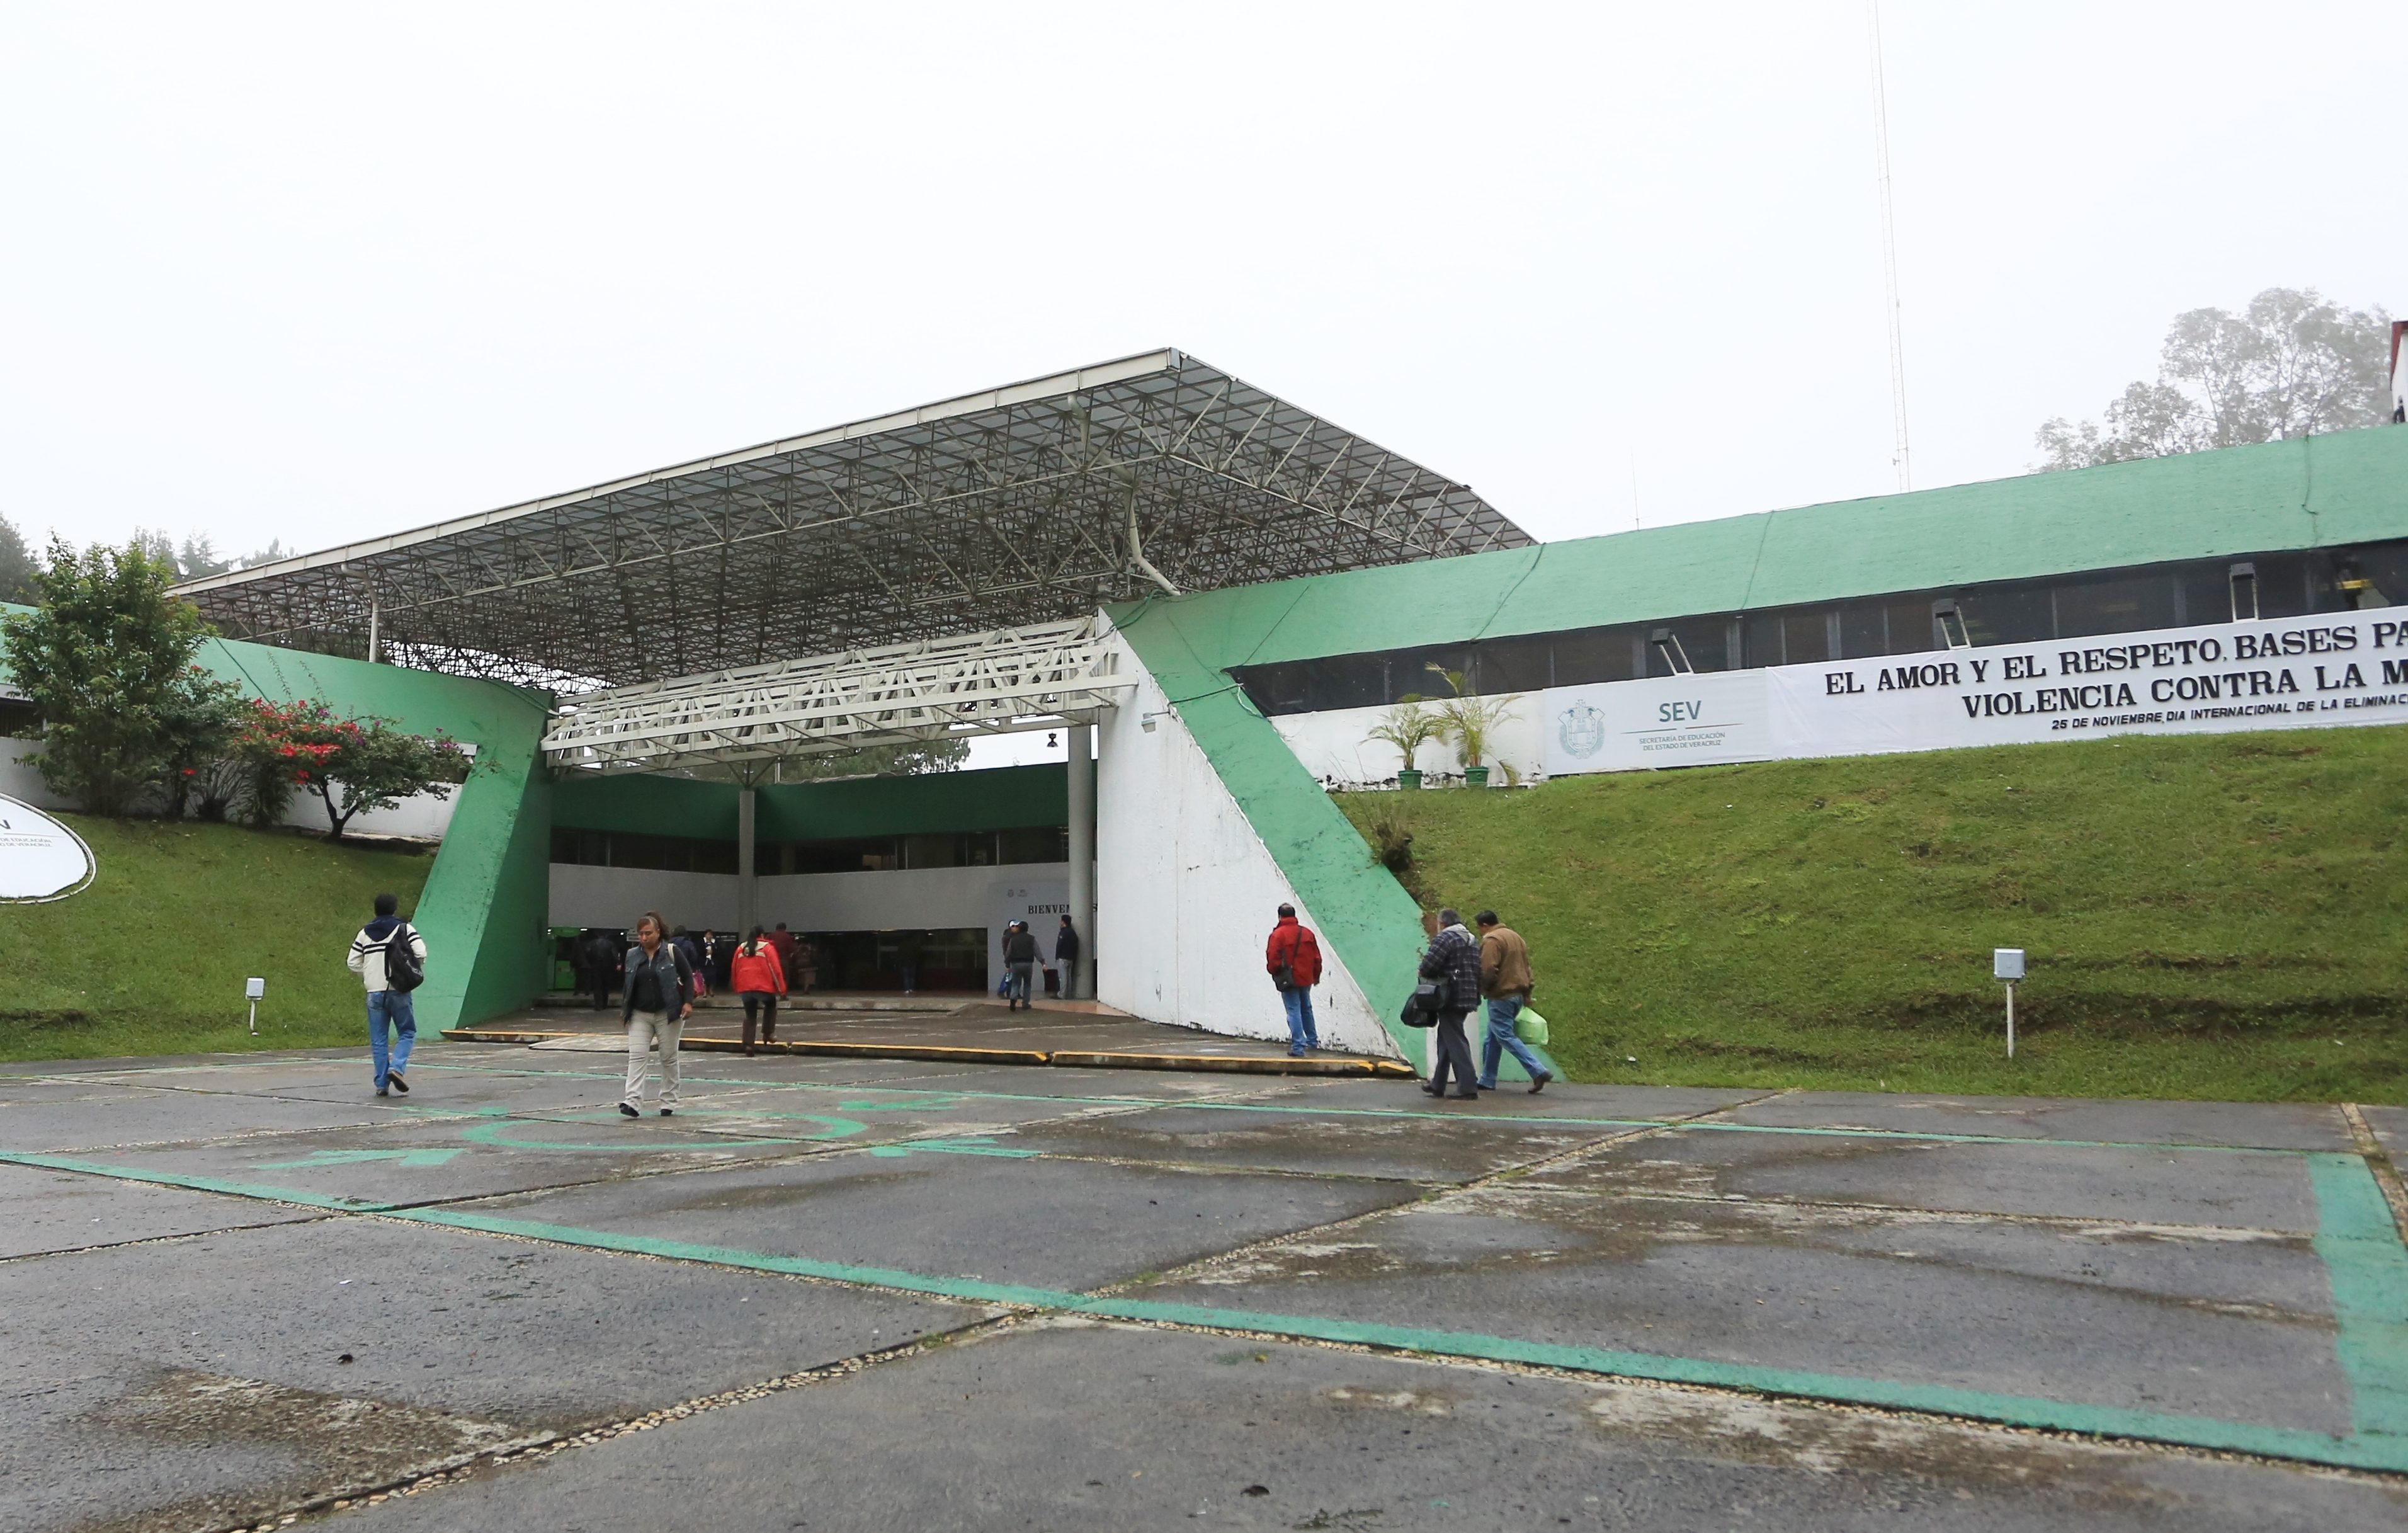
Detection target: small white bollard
<box><xmin>1993</xmin><ymin>949</ymin><xmax>2025</xmax><ymax>1057</ymax></box>
<box><xmin>245</xmin><ymin>976</ymin><xmax>265</xmax><ymax>1036</ymax></box>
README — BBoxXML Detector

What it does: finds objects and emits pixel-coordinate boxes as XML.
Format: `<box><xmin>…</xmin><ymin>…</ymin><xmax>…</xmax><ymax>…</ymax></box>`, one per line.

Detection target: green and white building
<box><xmin>52</xmin><ymin>351</ymin><xmax>2401</xmax><ymax>1069</ymax></box>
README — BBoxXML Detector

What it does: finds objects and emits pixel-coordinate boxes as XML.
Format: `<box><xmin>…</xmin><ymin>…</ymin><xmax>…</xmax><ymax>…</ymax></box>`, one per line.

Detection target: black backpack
<box><xmin>383</xmin><ymin>922</ymin><xmax>425</xmax><ymax>993</ymax></box>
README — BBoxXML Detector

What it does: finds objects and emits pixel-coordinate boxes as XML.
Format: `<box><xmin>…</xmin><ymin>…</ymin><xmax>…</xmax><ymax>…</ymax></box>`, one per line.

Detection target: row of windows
<box><xmin>548</xmin><ymin>826</ymin><xmax>1071</xmax><ymax>874</ymax></box>
<box><xmin>1232</xmin><ymin>540</ymin><xmax>2408</xmax><ymax>715</ymax></box>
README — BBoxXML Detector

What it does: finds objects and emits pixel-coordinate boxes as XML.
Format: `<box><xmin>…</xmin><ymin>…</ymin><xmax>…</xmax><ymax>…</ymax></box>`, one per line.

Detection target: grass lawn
<box><xmin>1336</xmin><ymin>726</ymin><xmax>2408</xmax><ymax>1103</ymax></box>
<box><xmin>0</xmin><ymin>815</ymin><xmax>434</xmax><ymax>1063</ymax></box>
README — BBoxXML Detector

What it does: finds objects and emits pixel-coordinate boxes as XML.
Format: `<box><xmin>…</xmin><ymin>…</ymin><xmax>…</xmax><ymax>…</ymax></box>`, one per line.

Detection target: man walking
<box><xmin>1002</xmin><ymin>921</ymin><xmax>1040</xmax><ymax>1010</ymax></box>
<box><xmin>1264</xmin><ymin>903</ymin><xmax>1322</xmax><ymax>1056</ymax></box>
<box><xmin>1475</xmin><ymin>909</ymin><xmax>1552</xmax><ymax>1093</ymax></box>
<box><xmin>1417</xmin><ymin>907</ymin><xmax>1482</xmax><ymax>1100</ymax></box>
<box><xmin>619</xmin><ymin>911</ymin><xmax>695</xmax><ymax>1118</ymax></box>
<box><xmin>581</xmin><ymin>928</ymin><xmax>619</xmax><ymax>1010</ymax></box>
<box><xmin>346</xmin><ymin>893</ymin><xmax>426</xmax><ymax>1098</ymax></box>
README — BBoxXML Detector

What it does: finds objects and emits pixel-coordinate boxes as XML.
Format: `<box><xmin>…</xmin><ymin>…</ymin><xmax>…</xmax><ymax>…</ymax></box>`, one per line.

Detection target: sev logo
<box><xmin>1555</xmin><ymin>701</ymin><xmax>1605</xmax><ymax>759</ymax></box>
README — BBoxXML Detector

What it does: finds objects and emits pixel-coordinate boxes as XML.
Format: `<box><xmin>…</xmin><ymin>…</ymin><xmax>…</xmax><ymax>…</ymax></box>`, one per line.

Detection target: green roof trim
<box><xmin>550</xmin><ymin>764</ymin><xmax>1069</xmax><ymax>842</ymax></box>
<box><xmin>1139</xmin><ymin>428</ymin><xmax>2408</xmax><ymax>670</ymax></box>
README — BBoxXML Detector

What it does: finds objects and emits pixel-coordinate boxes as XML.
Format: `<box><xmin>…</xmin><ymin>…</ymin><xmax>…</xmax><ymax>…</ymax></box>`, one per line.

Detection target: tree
<box><xmin>0</xmin><ymin>513</ymin><xmax>35</xmax><ymax>605</ymax></box>
<box><xmin>0</xmin><ymin>538</ymin><xmax>244</xmax><ymax>816</ymax></box>
<box><xmin>2035</xmin><ymin>288</ymin><xmax>2393</xmax><ymax>470</ymax></box>
<box><xmin>773</xmin><ymin>738</ymin><xmax>970</xmax><ymax>781</ymax></box>
<box><xmin>236</xmin><ymin>698</ymin><xmax>470</xmax><ymax>840</ymax></box>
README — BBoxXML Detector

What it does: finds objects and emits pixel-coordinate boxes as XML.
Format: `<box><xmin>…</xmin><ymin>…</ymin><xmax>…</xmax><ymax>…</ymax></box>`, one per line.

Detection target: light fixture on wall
<box><xmin>1140</xmin><ymin>710</ymin><xmax>1169</xmax><ymax>733</ymax></box>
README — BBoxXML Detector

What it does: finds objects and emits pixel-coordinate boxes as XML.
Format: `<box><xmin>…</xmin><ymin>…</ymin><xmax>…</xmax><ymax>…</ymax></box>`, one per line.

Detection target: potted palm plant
<box><xmin>1422</xmin><ymin>664</ymin><xmax>1518</xmax><ymax>787</ymax></box>
<box><xmin>1365</xmin><ymin>701</ymin><xmax>1440</xmax><ymax>789</ymax></box>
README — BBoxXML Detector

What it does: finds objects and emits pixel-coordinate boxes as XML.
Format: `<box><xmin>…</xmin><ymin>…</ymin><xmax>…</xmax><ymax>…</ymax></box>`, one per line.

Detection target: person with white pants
<box><xmin>618</xmin><ymin>911</ymin><xmax>695</xmax><ymax>1118</ymax></box>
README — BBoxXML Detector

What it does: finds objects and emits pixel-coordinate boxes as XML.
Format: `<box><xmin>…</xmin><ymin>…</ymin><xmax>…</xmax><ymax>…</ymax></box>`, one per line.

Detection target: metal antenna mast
<box><xmin>1869</xmin><ymin>0</ymin><xmax>1912</xmax><ymax>493</ymax></box>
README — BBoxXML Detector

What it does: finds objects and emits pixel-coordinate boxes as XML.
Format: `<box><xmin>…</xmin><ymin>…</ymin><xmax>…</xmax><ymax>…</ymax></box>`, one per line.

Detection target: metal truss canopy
<box><xmin>542</xmin><ymin>616</ymin><xmax>1134</xmax><ymax>777</ymax></box>
<box><xmin>176</xmin><ymin>350</ymin><xmax>1532</xmax><ymax>689</ymax></box>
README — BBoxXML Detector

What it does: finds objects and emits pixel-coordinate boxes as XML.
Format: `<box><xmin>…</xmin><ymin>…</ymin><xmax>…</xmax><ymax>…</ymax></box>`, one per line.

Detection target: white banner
<box><xmin>1543</xmin><ymin>611</ymin><xmax>2408</xmax><ymax>777</ymax></box>
<box><xmin>0</xmin><ymin>793</ymin><xmax>95</xmax><ymax>902</ymax></box>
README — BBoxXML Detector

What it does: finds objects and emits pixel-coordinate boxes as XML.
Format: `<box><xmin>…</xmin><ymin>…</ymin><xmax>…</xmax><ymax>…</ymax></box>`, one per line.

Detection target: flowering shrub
<box><xmin>232</xmin><ymin>698</ymin><xmax>471</xmax><ymax>839</ymax></box>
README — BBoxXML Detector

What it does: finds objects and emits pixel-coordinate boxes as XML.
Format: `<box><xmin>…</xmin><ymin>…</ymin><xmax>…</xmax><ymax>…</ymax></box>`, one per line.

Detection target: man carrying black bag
<box><xmin>1417</xmin><ymin>907</ymin><xmax>1482</xmax><ymax>1100</ymax></box>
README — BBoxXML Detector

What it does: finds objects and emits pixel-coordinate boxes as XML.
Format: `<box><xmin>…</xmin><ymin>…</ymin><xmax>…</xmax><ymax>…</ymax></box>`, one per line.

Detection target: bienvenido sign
<box><xmin>1543</xmin><ymin>611</ymin><xmax>2408</xmax><ymax>778</ymax></box>
<box><xmin>0</xmin><ymin>792</ymin><xmax>96</xmax><ymax>903</ymax></box>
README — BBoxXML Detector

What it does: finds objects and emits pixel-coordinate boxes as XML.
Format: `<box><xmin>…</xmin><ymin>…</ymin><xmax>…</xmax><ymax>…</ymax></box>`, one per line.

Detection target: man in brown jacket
<box><xmin>1475</xmin><ymin>909</ymin><xmax>1552</xmax><ymax>1093</ymax></box>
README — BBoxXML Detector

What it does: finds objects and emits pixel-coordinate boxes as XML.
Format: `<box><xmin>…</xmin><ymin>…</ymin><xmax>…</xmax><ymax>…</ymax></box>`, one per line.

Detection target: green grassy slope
<box><xmin>0</xmin><ymin>817</ymin><xmax>434</xmax><ymax>1062</ymax></box>
<box><xmin>1336</xmin><ymin>727</ymin><xmax>2408</xmax><ymax>1103</ymax></box>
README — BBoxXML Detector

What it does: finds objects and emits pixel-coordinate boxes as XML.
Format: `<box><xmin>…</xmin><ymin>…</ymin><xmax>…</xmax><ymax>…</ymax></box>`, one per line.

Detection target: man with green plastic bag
<box><xmin>1475</xmin><ymin>909</ymin><xmax>1552</xmax><ymax>1093</ymax></box>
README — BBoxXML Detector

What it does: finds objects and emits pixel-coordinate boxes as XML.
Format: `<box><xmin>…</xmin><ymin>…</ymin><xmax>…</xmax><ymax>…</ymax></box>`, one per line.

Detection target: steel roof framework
<box><xmin>540</xmin><ymin>617</ymin><xmax>1135</xmax><ymax>778</ymax></box>
<box><xmin>179</xmin><ymin>350</ymin><xmax>1530</xmax><ymax>690</ymax></box>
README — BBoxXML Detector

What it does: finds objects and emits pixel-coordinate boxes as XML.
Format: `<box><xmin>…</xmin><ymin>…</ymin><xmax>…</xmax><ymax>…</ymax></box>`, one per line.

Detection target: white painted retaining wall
<box><xmin>1093</xmin><ymin>628</ymin><xmax>1398</xmax><ymax>1058</ymax></box>
<box><xmin>1268</xmin><ymin>700</ymin><xmax>1545</xmax><ymax>788</ymax></box>
<box><xmin>0</xmin><ymin>736</ymin><xmax>462</xmax><ymax>838</ymax></box>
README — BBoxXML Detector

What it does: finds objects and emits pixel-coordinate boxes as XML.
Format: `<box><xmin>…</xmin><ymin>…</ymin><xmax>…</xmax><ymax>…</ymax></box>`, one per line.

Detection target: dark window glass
<box><xmin>2171</xmin><ymin>563</ymin><xmax>2230</xmax><ymax>627</ymax></box>
<box><xmin>903</xmin><ymin>833</ymin><xmax>962</xmax><ymax>870</ymax></box>
<box><xmin>786</xmin><ymin>837</ymin><xmax>901</xmax><ymax>874</ymax></box>
<box><xmin>1474</xmin><ymin>635</ymin><xmax>1552</xmax><ymax>693</ymax></box>
<box><xmin>1657</xmin><ymin>617</ymin><xmax>1728</xmax><ymax>673</ymax></box>
<box><xmin>2252</xmin><ymin>552</ymin><xmax>2315</xmax><ymax>619</ymax></box>
<box><xmin>1742</xmin><ymin>612</ymin><xmax>1786</xmax><ymax>668</ymax></box>
<box><xmin>1960</xmin><ymin>584</ymin><xmax>2054</xmax><ymax>646</ymax></box>
<box><xmin>1785</xmin><ymin>610</ymin><xmax>1833</xmax><ymax>666</ymax></box>
<box><xmin>2055</xmin><ymin>572</ymin><xmax>2179</xmax><ymax>639</ymax></box>
<box><xmin>1308</xmin><ymin>654</ymin><xmax>1389</xmax><ymax>712</ymax></box>
<box><xmin>2343</xmin><ymin>540</ymin><xmax>2408</xmax><ymax>608</ymax></box>
<box><xmin>0</xmin><ymin>699</ymin><xmax>37</xmax><ymax>738</ymax></box>
<box><xmin>1885</xmin><ymin>601</ymin><xmax>1938</xmax><ymax>656</ymax></box>
<box><xmin>998</xmin><ymin>825</ymin><xmax>1068</xmax><ymax>864</ymax></box>
<box><xmin>1835</xmin><ymin>601</ymin><xmax>1890</xmax><ymax>659</ymax></box>
<box><xmin>1242</xmin><ymin>661</ymin><xmax>1312</xmax><ymax>714</ymax></box>
<box><xmin>1552</xmin><ymin>626</ymin><xmax>1639</xmax><ymax>686</ymax></box>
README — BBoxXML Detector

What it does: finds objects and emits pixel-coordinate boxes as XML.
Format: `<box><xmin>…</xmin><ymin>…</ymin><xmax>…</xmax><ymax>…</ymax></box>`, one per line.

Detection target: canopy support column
<box><xmin>1067</xmin><ymin>723</ymin><xmax>1095</xmax><ymax>1000</ymax></box>
<box><xmin>736</xmin><ymin>787</ymin><xmax>757</xmax><ymax>940</ymax></box>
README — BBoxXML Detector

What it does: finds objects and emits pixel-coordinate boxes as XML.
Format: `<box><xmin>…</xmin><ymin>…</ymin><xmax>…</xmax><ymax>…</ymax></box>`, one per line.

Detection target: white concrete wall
<box><xmin>0</xmin><ymin>735</ymin><xmax>460</xmax><ymax>838</ymax></box>
<box><xmin>1093</xmin><ymin>629</ymin><xmax>1399</xmax><ymax>1058</ymax></box>
<box><xmin>547</xmin><ymin>860</ymin><xmax>1071</xmax><ymax>991</ymax></box>
<box><xmin>1268</xmin><ymin>700</ymin><xmax>1546</xmax><ymax>789</ymax></box>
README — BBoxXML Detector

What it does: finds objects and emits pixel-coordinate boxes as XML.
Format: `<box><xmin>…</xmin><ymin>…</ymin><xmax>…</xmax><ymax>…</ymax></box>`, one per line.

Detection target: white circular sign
<box><xmin>0</xmin><ymin>794</ymin><xmax>95</xmax><ymax>903</ymax></box>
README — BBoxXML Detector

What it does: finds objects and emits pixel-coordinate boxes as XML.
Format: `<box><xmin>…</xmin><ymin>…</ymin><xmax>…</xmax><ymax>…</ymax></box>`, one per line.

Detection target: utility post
<box><xmin>1066</xmin><ymin>722</ymin><xmax>1095</xmax><ymax>1000</ymax></box>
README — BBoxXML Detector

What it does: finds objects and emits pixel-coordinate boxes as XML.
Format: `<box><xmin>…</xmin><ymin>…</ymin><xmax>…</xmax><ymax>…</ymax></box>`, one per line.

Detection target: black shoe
<box><xmin>386</xmin><ymin>1072</ymin><xmax>409</xmax><ymax>1094</ymax></box>
<box><xmin>1450</xmin><ymin>1091</ymin><xmax>1480</xmax><ymax>1100</ymax></box>
<box><xmin>376</xmin><ymin>1088</ymin><xmax>389</xmax><ymax>1097</ymax></box>
<box><xmin>1528</xmin><ymin>1070</ymin><xmax>1552</xmax><ymax>1094</ymax></box>
<box><xmin>618</xmin><ymin>1102</ymin><xmax>639</xmax><ymax>1119</ymax></box>
<box><xmin>659</xmin><ymin>1108</ymin><xmax>674</xmax><ymax>1117</ymax></box>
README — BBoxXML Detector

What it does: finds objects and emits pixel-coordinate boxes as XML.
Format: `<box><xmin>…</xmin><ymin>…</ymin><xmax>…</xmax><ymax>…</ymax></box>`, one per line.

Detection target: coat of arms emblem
<box><xmin>1556</xmin><ymin>701</ymin><xmax>1606</xmax><ymax>759</ymax></box>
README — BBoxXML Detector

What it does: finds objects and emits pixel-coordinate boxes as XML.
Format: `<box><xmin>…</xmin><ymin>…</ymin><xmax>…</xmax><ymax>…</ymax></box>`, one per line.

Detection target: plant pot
<box><xmin>1463</xmin><ymin>765</ymin><xmax>1491</xmax><ymax>787</ymax></box>
<box><xmin>1396</xmin><ymin>768</ymin><xmax>1424</xmax><ymax>790</ymax></box>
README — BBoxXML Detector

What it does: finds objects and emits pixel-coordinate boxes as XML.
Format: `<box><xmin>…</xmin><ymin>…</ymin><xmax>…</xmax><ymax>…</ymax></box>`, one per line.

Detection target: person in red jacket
<box><xmin>730</xmin><ymin>925</ymin><xmax>788</xmax><ymax>1054</ymax></box>
<box><xmin>1264</xmin><ymin>903</ymin><xmax>1324</xmax><ymax>1056</ymax></box>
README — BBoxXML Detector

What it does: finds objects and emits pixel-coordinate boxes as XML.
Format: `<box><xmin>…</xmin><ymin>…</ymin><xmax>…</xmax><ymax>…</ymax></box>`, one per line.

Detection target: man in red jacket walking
<box><xmin>1264</xmin><ymin>903</ymin><xmax>1324</xmax><ymax>1056</ymax></box>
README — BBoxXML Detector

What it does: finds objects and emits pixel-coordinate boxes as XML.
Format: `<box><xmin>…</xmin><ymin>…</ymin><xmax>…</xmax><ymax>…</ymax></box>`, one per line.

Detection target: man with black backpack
<box><xmin>347</xmin><ymin>892</ymin><xmax>428</xmax><ymax>1098</ymax></box>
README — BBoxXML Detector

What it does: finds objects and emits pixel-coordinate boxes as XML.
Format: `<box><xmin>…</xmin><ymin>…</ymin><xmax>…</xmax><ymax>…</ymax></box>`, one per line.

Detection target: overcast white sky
<box><xmin>2</xmin><ymin>1</ymin><xmax>2400</xmax><ymax>570</ymax></box>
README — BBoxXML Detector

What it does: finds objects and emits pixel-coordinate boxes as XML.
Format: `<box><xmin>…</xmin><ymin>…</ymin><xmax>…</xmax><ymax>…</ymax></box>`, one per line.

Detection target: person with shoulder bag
<box><xmin>346</xmin><ymin>892</ymin><xmax>427</xmax><ymax>1098</ymax></box>
<box><xmin>620</xmin><ymin>912</ymin><xmax>695</xmax><ymax>1117</ymax></box>
<box><xmin>1264</xmin><ymin>903</ymin><xmax>1324</xmax><ymax>1056</ymax></box>
<box><xmin>1417</xmin><ymin>907</ymin><xmax>1483</xmax><ymax>1100</ymax></box>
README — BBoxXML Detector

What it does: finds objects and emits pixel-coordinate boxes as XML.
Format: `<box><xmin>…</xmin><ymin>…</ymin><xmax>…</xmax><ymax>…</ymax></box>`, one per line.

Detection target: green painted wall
<box><xmin>550</xmin><ymin>763</ymin><xmax>1069</xmax><ymax>841</ymax></box>
<box><xmin>1110</xmin><ymin>430</ymin><xmax>2408</xmax><ymax>1069</ymax></box>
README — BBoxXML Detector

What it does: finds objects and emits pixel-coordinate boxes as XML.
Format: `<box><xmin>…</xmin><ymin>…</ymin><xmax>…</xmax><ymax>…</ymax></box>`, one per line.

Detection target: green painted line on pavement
<box><xmin>0</xmin><ymin>1149</ymin><xmax>394</xmax><ymax>1212</ymax></box>
<box><xmin>384</xmin><ymin>1201</ymin><xmax>2408</xmax><ymax>1474</ymax></box>
<box><xmin>2307</xmin><ymin>1153</ymin><xmax>2408</xmax><ymax>1443</ymax></box>
<box><xmin>14</xmin><ymin>1146</ymin><xmax>2406</xmax><ymax>1473</ymax></box>
<box><xmin>1678</xmin><ymin>1120</ymin><xmax>2307</xmax><ymax>1158</ymax></box>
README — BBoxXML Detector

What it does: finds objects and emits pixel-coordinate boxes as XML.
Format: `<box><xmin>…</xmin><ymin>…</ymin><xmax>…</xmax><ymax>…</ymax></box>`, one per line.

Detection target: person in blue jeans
<box><xmin>1474</xmin><ymin>910</ymin><xmax>1552</xmax><ymax>1093</ymax></box>
<box><xmin>346</xmin><ymin>893</ymin><xmax>428</xmax><ymax>1097</ymax></box>
<box><xmin>1264</xmin><ymin>903</ymin><xmax>1323</xmax><ymax>1056</ymax></box>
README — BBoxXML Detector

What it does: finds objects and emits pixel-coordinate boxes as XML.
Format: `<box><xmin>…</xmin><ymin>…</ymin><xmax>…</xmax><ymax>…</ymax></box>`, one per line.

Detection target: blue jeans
<box><xmin>1008</xmin><ymin>962</ymin><xmax>1035</xmax><ymax>1004</ymax></box>
<box><xmin>1281</xmin><ymin>986</ymin><xmax>1319</xmax><ymax>1054</ymax></box>
<box><xmin>368</xmin><ymin>989</ymin><xmax>416</xmax><ymax>1090</ymax></box>
<box><xmin>1478</xmin><ymin>995</ymin><xmax>1546</xmax><ymax>1088</ymax></box>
